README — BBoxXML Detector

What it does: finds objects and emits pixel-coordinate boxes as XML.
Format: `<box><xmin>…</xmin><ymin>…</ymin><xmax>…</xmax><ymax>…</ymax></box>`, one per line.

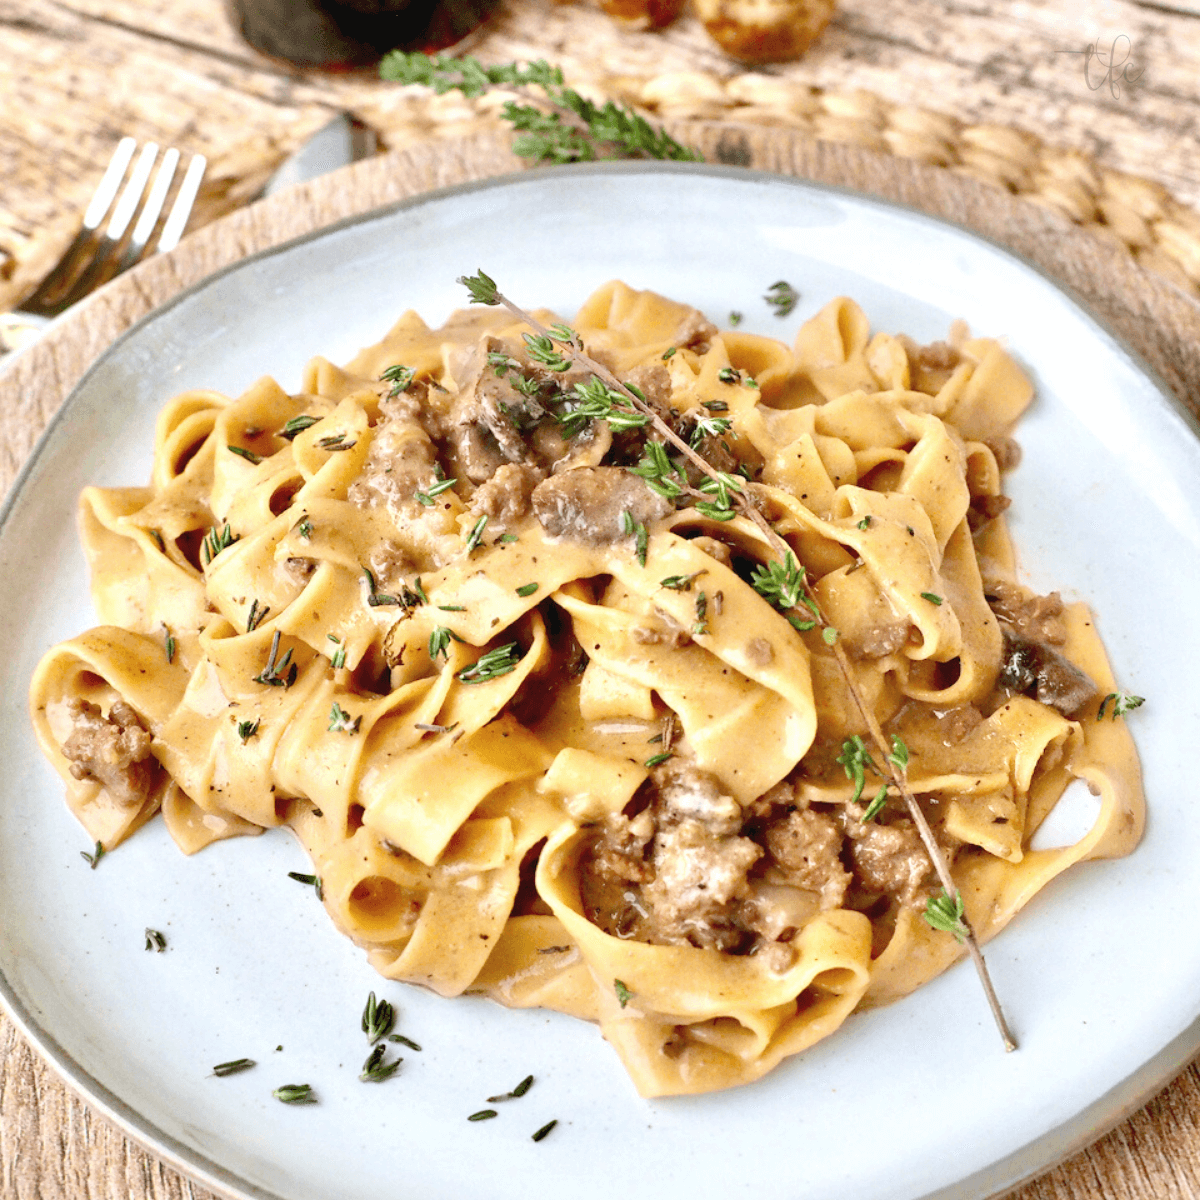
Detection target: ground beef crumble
<box><xmin>578</xmin><ymin>763</ymin><xmax>943</xmax><ymax>961</ymax></box>
<box><xmin>61</xmin><ymin>699</ymin><xmax>157</xmax><ymax>807</ymax></box>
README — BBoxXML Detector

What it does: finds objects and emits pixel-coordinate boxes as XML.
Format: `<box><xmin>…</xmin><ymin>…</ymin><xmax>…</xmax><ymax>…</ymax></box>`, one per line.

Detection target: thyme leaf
<box><xmin>465</xmin><ymin>514</ymin><xmax>489</xmax><ymax>554</ymax></box>
<box><xmin>201</xmin><ymin>522</ymin><xmax>238</xmax><ymax>567</ymax></box>
<box><xmin>255</xmin><ymin>630</ymin><xmax>297</xmax><ymax>688</ymax></box>
<box><xmin>1097</xmin><ymin>691</ymin><xmax>1145</xmax><ymax>719</ymax></box>
<box><xmin>414</xmin><ymin>476</ymin><xmax>457</xmax><ymax>506</ymax></box>
<box><xmin>360</xmin><ymin>1044</ymin><xmax>402</xmax><ymax>1082</ymax></box>
<box><xmin>273</xmin><ymin>1083</ymin><xmax>316</xmax><ymax>1104</ymax></box>
<box><xmin>380</xmin><ymin>363</ymin><xmax>414</xmax><ymax>397</ymax></box>
<box><xmin>456</xmin><ymin>642</ymin><xmax>521</xmax><ymax>684</ymax></box>
<box><xmin>614</xmin><ymin>979</ymin><xmax>632</xmax><ymax>1008</ymax></box>
<box><xmin>144</xmin><ymin>928</ymin><xmax>167</xmax><ymax>952</ymax></box>
<box><xmin>80</xmin><ymin>840</ymin><xmax>105</xmax><ymax>869</ymax></box>
<box><xmin>764</xmin><ymin>280</ymin><xmax>800</xmax><ymax>317</ymax></box>
<box><xmin>228</xmin><ymin>445</ymin><xmax>262</xmax><ymax>464</ymax></box>
<box><xmin>212</xmin><ymin>1058</ymin><xmax>255</xmax><ymax>1077</ymax></box>
<box><xmin>532</xmin><ymin>1119</ymin><xmax>558</xmax><ymax>1142</ymax></box>
<box><xmin>924</xmin><ymin>888</ymin><xmax>970</xmax><ymax>943</ymax></box>
<box><xmin>279</xmin><ymin>414</ymin><xmax>318</xmax><ymax>440</ymax></box>
<box><xmin>328</xmin><ymin>702</ymin><xmax>361</xmax><ymax>734</ymax></box>
<box><xmin>288</xmin><ymin>871</ymin><xmax>323</xmax><ymax>900</ymax></box>
<box><xmin>237</xmin><ymin>718</ymin><xmax>260</xmax><ymax>742</ymax></box>
<box><xmin>487</xmin><ymin>1074</ymin><xmax>534</xmax><ymax>1102</ymax></box>
<box><xmin>429</xmin><ymin>625</ymin><xmax>464</xmax><ymax>660</ymax></box>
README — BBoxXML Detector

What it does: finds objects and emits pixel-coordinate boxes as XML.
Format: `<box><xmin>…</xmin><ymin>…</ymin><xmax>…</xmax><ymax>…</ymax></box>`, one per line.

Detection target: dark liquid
<box><xmin>225</xmin><ymin>0</ymin><xmax>499</xmax><ymax>68</ymax></box>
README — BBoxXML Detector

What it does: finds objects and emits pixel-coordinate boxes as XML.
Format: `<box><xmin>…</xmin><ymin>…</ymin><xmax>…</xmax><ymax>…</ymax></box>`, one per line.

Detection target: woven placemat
<box><xmin>2</xmin><ymin>124</ymin><xmax>1199</xmax><ymax>1200</ymax></box>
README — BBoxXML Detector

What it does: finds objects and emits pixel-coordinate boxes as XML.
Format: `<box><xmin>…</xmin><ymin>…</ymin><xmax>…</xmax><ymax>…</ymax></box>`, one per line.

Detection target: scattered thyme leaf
<box><xmin>296</xmin><ymin>518</ymin><xmax>313</xmax><ymax>540</ymax></box>
<box><xmin>857</xmin><ymin>515</ymin><xmax>872</xmax><ymax>530</ymax></box>
<box><xmin>388</xmin><ymin>1033</ymin><xmax>422</xmax><ymax>1051</ymax></box>
<box><xmin>80</xmin><ymin>840</ymin><xmax>105</xmax><ymax>869</ymax></box>
<box><xmin>764</xmin><ymin>280</ymin><xmax>799</xmax><ymax>317</ymax></box>
<box><xmin>499</xmin><ymin>533</ymin><xmax>519</xmax><ymax>544</ymax></box>
<box><xmin>255</xmin><ymin>629</ymin><xmax>297</xmax><ymax>687</ymax></box>
<box><xmin>360</xmin><ymin>1044</ymin><xmax>402</xmax><ymax>1082</ymax></box>
<box><xmin>228</xmin><ymin>445</ymin><xmax>262</xmax><ymax>465</ymax></box>
<box><xmin>660</xmin><ymin>573</ymin><xmax>701</xmax><ymax>591</ymax></box>
<box><xmin>279</xmin><ymin>414</ymin><xmax>318</xmax><ymax>440</ymax></box>
<box><xmin>380</xmin><ymin>363</ymin><xmax>415</xmax><ymax>397</ymax></box>
<box><xmin>237</xmin><ymin>718</ymin><xmax>260</xmax><ymax>743</ymax></box>
<box><xmin>488</xmin><ymin>1074</ymin><xmax>535</xmax><ymax>1102</ymax></box>
<box><xmin>532</xmin><ymin>1119</ymin><xmax>558</xmax><ymax>1142</ymax></box>
<box><xmin>465</xmin><ymin>514</ymin><xmax>488</xmax><ymax>554</ymax></box>
<box><xmin>144</xmin><ymin>928</ymin><xmax>167</xmax><ymax>952</ymax></box>
<box><xmin>163</xmin><ymin>626</ymin><xmax>176</xmax><ymax>664</ymax></box>
<box><xmin>316</xmin><ymin>433</ymin><xmax>356</xmax><ymax>452</ymax></box>
<box><xmin>515</xmin><ymin>582</ymin><xmax>540</xmax><ymax>597</ymax></box>
<box><xmin>328</xmin><ymin>702</ymin><xmax>361</xmax><ymax>734</ymax></box>
<box><xmin>212</xmin><ymin>1058</ymin><xmax>255</xmax><ymax>1077</ymax></box>
<box><xmin>415</xmin><ymin>476</ymin><xmax>457</xmax><ymax>506</ymax></box>
<box><xmin>920</xmin><ymin>592</ymin><xmax>944</xmax><ymax>606</ymax></box>
<box><xmin>429</xmin><ymin>625</ymin><xmax>464</xmax><ymax>660</ymax></box>
<box><xmin>1097</xmin><ymin>691</ymin><xmax>1145</xmax><ymax>719</ymax></box>
<box><xmin>645</xmin><ymin>751</ymin><xmax>674</xmax><ymax>768</ymax></box>
<box><xmin>693</xmin><ymin>591</ymin><xmax>709</xmax><ymax>636</ymax></box>
<box><xmin>468</xmin><ymin>1109</ymin><xmax>498</xmax><ymax>1122</ymax></box>
<box><xmin>729</xmin><ymin>311</ymin><xmax>743</xmax><ymax>326</ymax></box>
<box><xmin>288</xmin><ymin>871</ymin><xmax>323</xmax><ymax>900</ymax></box>
<box><xmin>273</xmin><ymin>1083</ymin><xmax>316</xmax><ymax>1104</ymax></box>
<box><xmin>614</xmin><ymin>979</ymin><xmax>632</xmax><ymax>1008</ymax></box>
<box><xmin>246</xmin><ymin>598</ymin><xmax>270</xmax><ymax>632</ymax></box>
<box><xmin>456</xmin><ymin>642</ymin><xmax>521</xmax><ymax>684</ymax></box>
<box><xmin>822</xmin><ymin>626</ymin><xmax>839</xmax><ymax>645</ymax></box>
<box><xmin>201</xmin><ymin>522</ymin><xmax>238</xmax><ymax>567</ymax></box>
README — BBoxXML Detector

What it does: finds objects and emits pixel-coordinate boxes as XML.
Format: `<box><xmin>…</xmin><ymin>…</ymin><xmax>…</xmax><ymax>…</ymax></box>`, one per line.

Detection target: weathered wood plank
<box><xmin>2</xmin><ymin>0</ymin><xmax>1200</xmax><ymax>311</ymax></box>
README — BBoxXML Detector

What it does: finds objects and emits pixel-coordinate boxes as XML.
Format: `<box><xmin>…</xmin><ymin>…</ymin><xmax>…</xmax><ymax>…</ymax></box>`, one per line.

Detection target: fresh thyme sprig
<box><xmin>455</xmin><ymin>272</ymin><xmax>1015</xmax><ymax>1051</ymax></box>
<box><xmin>764</xmin><ymin>280</ymin><xmax>800</xmax><ymax>317</ymax></box>
<box><xmin>379</xmin><ymin>53</ymin><xmax>702</xmax><ymax>165</ymax></box>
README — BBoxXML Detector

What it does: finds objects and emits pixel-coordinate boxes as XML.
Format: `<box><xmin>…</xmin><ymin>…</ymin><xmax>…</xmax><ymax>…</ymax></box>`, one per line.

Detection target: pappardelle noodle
<box><xmin>30</xmin><ymin>282</ymin><xmax>1144</xmax><ymax>1097</ymax></box>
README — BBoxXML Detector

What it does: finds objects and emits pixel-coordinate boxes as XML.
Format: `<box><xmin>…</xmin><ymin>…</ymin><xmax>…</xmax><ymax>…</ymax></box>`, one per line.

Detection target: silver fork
<box><xmin>2</xmin><ymin>138</ymin><xmax>206</xmax><ymax>343</ymax></box>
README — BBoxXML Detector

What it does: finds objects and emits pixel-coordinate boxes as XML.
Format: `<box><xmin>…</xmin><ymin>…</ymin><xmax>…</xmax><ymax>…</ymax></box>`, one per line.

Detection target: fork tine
<box><xmin>118</xmin><ymin>148</ymin><xmax>180</xmax><ymax>274</ymax></box>
<box><xmin>157</xmin><ymin>154</ymin><xmax>207</xmax><ymax>253</ymax></box>
<box><xmin>16</xmin><ymin>137</ymin><xmax>137</xmax><ymax>315</ymax></box>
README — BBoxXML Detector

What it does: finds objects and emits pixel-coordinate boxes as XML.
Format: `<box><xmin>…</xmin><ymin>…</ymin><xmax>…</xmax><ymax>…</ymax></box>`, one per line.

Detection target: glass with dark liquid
<box><xmin>225</xmin><ymin>0</ymin><xmax>499</xmax><ymax>69</ymax></box>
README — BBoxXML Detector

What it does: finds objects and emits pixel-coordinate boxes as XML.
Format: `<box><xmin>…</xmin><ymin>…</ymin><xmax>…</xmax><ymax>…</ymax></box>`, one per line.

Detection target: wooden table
<box><xmin>4</xmin><ymin>3</ymin><xmax>1200</xmax><ymax>1199</ymax></box>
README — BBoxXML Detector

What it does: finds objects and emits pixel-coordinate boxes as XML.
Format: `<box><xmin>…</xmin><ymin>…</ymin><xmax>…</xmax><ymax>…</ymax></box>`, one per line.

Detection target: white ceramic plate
<box><xmin>3</xmin><ymin>164</ymin><xmax>1199</xmax><ymax>1200</ymax></box>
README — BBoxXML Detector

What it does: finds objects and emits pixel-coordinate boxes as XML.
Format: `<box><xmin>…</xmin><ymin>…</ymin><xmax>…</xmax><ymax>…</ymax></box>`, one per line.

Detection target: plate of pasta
<box><xmin>3</xmin><ymin>163</ymin><xmax>1200</xmax><ymax>1200</ymax></box>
